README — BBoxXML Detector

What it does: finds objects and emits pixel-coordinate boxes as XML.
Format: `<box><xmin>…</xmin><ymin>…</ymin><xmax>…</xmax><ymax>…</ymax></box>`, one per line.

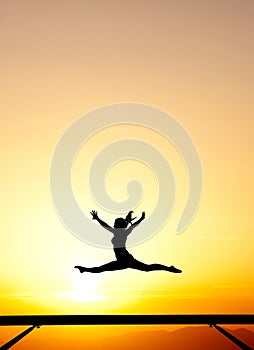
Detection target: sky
<box><xmin>0</xmin><ymin>0</ymin><xmax>254</xmax><ymax>344</ymax></box>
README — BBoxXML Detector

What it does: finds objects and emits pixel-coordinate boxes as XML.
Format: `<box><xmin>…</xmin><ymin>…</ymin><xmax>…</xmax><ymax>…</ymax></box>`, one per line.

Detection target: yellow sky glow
<box><xmin>0</xmin><ymin>0</ymin><xmax>254</xmax><ymax>323</ymax></box>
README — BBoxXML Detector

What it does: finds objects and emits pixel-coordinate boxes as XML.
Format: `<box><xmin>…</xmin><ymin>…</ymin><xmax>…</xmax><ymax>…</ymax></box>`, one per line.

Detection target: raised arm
<box><xmin>126</xmin><ymin>212</ymin><xmax>145</xmax><ymax>235</ymax></box>
<box><xmin>131</xmin><ymin>212</ymin><xmax>145</xmax><ymax>227</ymax></box>
<box><xmin>90</xmin><ymin>210</ymin><xmax>114</xmax><ymax>233</ymax></box>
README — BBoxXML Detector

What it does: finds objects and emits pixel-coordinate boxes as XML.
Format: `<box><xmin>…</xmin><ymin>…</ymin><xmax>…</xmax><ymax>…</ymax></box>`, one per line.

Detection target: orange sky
<box><xmin>0</xmin><ymin>0</ymin><xmax>254</xmax><ymax>346</ymax></box>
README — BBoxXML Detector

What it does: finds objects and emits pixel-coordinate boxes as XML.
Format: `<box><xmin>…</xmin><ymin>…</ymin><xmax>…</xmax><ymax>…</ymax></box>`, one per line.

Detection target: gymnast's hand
<box><xmin>90</xmin><ymin>210</ymin><xmax>99</xmax><ymax>220</ymax></box>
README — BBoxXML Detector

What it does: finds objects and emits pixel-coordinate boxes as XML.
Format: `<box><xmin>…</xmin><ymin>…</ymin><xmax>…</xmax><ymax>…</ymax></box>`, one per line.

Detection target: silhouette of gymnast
<box><xmin>74</xmin><ymin>210</ymin><xmax>182</xmax><ymax>273</ymax></box>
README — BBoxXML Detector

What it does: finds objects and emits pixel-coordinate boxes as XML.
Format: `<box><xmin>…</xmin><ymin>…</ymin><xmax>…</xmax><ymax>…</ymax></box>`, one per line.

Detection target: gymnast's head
<box><xmin>113</xmin><ymin>211</ymin><xmax>136</xmax><ymax>228</ymax></box>
<box><xmin>114</xmin><ymin>217</ymin><xmax>128</xmax><ymax>229</ymax></box>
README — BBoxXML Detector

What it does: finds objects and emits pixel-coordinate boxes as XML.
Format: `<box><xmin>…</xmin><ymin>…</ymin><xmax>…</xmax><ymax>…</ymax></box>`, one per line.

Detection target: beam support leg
<box><xmin>0</xmin><ymin>325</ymin><xmax>39</xmax><ymax>350</ymax></box>
<box><xmin>211</xmin><ymin>324</ymin><xmax>253</xmax><ymax>350</ymax></box>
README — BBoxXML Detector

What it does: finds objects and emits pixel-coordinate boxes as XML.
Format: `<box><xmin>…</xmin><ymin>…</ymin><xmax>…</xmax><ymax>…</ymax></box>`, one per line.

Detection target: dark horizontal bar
<box><xmin>0</xmin><ymin>315</ymin><xmax>253</xmax><ymax>326</ymax></box>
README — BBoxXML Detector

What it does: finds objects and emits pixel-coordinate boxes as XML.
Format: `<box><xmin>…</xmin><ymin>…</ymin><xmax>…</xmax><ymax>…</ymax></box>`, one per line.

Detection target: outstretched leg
<box><xmin>74</xmin><ymin>260</ymin><xmax>127</xmax><ymax>273</ymax></box>
<box><xmin>129</xmin><ymin>260</ymin><xmax>182</xmax><ymax>273</ymax></box>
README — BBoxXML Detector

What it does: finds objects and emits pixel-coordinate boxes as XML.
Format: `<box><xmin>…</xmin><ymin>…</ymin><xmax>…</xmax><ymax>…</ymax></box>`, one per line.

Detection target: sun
<box><xmin>60</xmin><ymin>273</ymin><xmax>106</xmax><ymax>303</ymax></box>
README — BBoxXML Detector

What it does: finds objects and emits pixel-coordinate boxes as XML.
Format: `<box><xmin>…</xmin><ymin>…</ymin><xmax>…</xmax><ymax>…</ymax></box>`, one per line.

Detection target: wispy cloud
<box><xmin>100</xmin><ymin>288</ymin><xmax>204</xmax><ymax>299</ymax></box>
<box><xmin>0</xmin><ymin>293</ymin><xmax>32</xmax><ymax>300</ymax></box>
<box><xmin>213</xmin><ymin>284</ymin><xmax>254</xmax><ymax>289</ymax></box>
<box><xmin>191</xmin><ymin>235</ymin><xmax>242</xmax><ymax>240</ymax></box>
